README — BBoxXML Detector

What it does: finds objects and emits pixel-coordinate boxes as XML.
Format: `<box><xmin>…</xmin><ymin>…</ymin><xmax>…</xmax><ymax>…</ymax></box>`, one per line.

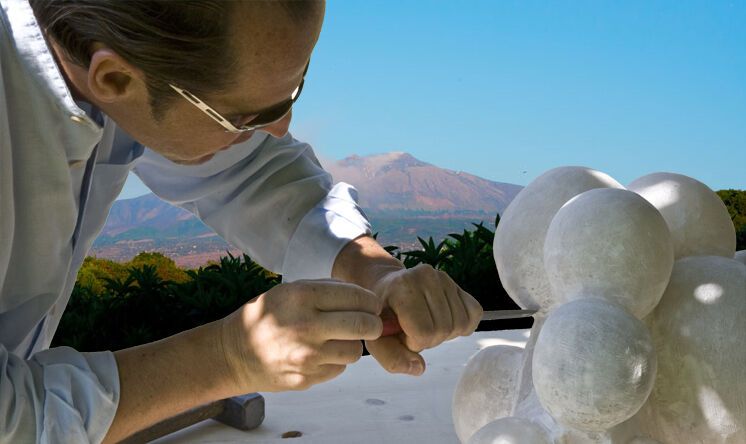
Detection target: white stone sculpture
<box><xmin>735</xmin><ymin>249</ymin><xmax>746</xmax><ymax>265</ymax></box>
<box><xmin>543</xmin><ymin>188</ymin><xmax>674</xmax><ymax>319</ymax></box>
<box><xmin>452</xmin><ymin>345</ymin><xmax>524</xmax><ymax>443</ymax></box>
<box><xmin>636</xmin><ymin>256</ymin><xmax>746</xmax><ymax>443</ymax></box>
<box><xmin>453</xmin><ymin>167</ymin><xmax>742</xmax><ymax>444</ymax></box>
<box><xmin>467</xmin><ymin>417</ymin><xmax>552</xmax><ymax>444</ymax></box>
<box><xmin>532</xmin><ymin>299</ymin><xmax>657</xmax><ymax>432</ymax></box>
<box><xmin>628</xmin><ymin>172</ymin><xmax>736</xmax><ymax>259</ymax></box>
<box><xmin>493</xmin><ymin>166</ymin><xmax>624</xmax><ymax>315</ymax></box>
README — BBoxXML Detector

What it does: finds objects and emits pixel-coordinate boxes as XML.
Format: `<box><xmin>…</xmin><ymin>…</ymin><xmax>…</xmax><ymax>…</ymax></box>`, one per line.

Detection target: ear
<box><xmin>87</xmin><ymin>47</ymin><xmax>145</xmax><ymax>103</ymax></box>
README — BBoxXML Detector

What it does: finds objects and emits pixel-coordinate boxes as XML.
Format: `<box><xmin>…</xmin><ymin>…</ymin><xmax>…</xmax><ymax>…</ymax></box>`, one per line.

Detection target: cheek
<box><xmin>149</xmin><ymin>103</ymin><xmax>238</xmax><ymax>158</ymax></box>
<box><xmin>155</xmin><ymin>120</ymin><xmax>235</xmax><ymax>159</ymax></box>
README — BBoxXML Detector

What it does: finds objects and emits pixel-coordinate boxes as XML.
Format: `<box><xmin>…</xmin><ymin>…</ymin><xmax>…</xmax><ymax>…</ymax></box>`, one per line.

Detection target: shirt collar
<box><xmin>1</xmin><ymin>0</ymin><xmax>103</xmax><ymax>162</ymax></box>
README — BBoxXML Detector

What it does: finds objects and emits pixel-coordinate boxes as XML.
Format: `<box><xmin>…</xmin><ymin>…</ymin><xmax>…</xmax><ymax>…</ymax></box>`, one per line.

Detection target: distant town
<box><xmin>89</xmin><ymin>152</ymin><xmax>517</xmax><ymax>267</ymax></box>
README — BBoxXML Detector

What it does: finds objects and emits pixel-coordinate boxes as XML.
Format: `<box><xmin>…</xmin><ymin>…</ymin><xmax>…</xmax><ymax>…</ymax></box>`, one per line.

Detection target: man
<box><xmin>0</xmin><ymin>1</ymin><xmax>483</xmax><ymax>442</ymax></box>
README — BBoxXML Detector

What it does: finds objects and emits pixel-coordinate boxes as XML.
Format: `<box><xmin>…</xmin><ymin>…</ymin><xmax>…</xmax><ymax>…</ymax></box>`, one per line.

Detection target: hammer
<box><xmin>120</xmin><ymin>393</ymin><xmax>265</xmax><ymax>443</ymax></box>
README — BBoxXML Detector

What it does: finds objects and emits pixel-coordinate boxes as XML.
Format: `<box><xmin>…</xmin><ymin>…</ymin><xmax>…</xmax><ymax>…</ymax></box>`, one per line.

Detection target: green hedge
<box><xmin>53</xmin><ymin>218</ymin><xmax>529</xmax><ymax>351</ymax></box>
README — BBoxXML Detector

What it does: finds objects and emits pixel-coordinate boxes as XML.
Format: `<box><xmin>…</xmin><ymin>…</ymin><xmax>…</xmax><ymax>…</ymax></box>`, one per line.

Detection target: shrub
<box><xmin>58</xmin><ymin>214</ymin><xmax>533</xmax><ymax>351</ymax></box>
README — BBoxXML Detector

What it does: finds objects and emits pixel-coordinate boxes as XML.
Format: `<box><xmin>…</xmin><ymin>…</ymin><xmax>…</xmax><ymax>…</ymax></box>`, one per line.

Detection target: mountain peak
<box><xmin>338</xmin><ymin>152</ymin><xmax>430</xmax><ymax>172</ymax></box>
<box><xmin>326</xmin><ymin>151</ymin><xmax>522</xmax><ymax>214</ymax></box>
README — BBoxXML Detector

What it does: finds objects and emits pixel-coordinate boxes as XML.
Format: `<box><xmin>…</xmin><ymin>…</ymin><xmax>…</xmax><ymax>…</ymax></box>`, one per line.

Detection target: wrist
<box><xmin>219</xmin><ymin>305</ymin><xmax>257</xmax><ymax>396</ymax></box>
<box><xmin>367</xmin><ymin>264</ymin><xmax>405</xmax><ymax>299</ymax></box>
<box><xmin>332</xmin><ymin>235</ymin><xmax>405</xmax><ymax>294</ymax></box>
<box><xmin>181</xmin><ymin>318</ymin><xmax>245</xmax><ymax>401</ymax></box>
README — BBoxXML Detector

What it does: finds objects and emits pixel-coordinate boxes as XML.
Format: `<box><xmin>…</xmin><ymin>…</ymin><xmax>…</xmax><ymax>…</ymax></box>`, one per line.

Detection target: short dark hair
<box><xmin>30</xmin><ymin>0</ymin><xmax>242</xmax><ymax>120</ymax></box>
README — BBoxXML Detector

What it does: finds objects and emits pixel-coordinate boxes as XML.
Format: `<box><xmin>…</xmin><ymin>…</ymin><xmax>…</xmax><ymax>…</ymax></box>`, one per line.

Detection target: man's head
<box><xmin>31</xmin><ymin>0</ymin><xmax>325</xmax><ymax>164</ymax></box>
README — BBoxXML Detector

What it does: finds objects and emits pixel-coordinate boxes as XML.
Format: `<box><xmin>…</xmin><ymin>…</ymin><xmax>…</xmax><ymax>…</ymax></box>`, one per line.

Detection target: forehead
<box><xmin>219</xmin><ymin>1</ymin><xmax>324</xmax><ymax>113</ymax></box>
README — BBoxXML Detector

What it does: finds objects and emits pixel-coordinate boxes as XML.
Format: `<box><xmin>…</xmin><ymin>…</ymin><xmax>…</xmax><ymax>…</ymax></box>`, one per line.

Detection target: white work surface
<box><xmin>154</xmin><ymin>329</ymin><xmax>530</xmax><ymax>444</ymax></box>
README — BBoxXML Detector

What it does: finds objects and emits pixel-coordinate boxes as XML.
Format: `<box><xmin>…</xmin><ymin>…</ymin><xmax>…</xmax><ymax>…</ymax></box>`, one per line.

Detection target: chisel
<box><xmin>381</xmin><ymin>309</ymin><xmax>537</xmax><ymax>336</ymax></box>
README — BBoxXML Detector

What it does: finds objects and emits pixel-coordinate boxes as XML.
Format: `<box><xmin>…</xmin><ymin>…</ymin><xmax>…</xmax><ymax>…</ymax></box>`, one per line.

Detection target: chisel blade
<box><xmin>480</xmin><ymin>309</ymin><xmax>537</xmax><ymax>321</ymax></box>
<box><xmin>381</xmin><ymin>309</ymin><xmax>537</xmax><ymax>337</ymax></box>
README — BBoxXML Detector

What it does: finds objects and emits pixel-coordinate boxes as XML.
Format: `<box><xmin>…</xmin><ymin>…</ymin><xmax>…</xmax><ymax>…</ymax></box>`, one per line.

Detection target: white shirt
<box><xmin>0</xmin><ymin>1</ymin><xmax>371</xmax><ymax>442</ymax></box>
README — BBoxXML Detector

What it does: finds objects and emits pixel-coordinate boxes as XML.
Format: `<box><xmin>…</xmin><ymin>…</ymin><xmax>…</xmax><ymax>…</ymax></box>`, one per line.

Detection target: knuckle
<box><xmin>436</xmin><ymin>325</ymin><xmax>452</xmax><ymax>341</ymax></box>
<box><xmin>288</xmin><ymin>346</ymin><xmax>316</xmax><ymax>367</ymax></box>
<box><xmin>409</xmin><ymin>336</ymin><xmax>429</xmax><ymax>352</ymax></box>
<box><xmin>460</xmin><ymin>324</ymin><xmax>475</xmax><ymax>336</ymax></box>
<box><xmin>288</xmin><ymin>374</ymin><xmax>312</xmax><ymax>391</ymax></box>
<box><xmin>345</xmin><ymin>349</ymin><xmax>362</xmax><ymax>364</ymax></box>
<box><xmin>348</xmin><ymin>341</ymin><xmax>364</xmax><ymax>361</ymax></box>
<box><xmin>469</xmin><ymin>302</ymin><xmax>484</xmax><ymax>322</ymax></box>
<box><xmin>459</xmin><ymin>322</ymin><xmax>473</xmax><ymax>337</ymax></box>
<box><xmin>326</xmin><ymin>364</ymin><xmax>347</xmax><ymax>380</ymax></box>
<box><xmin>429</xmin><ymin>334</ymin><xmax>445</xmax><ymax>349</ymax></box>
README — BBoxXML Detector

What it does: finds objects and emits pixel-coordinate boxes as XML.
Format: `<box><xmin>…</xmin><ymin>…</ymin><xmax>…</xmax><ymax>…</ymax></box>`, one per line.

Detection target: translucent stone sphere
<box><xmin>628</xmin><ymin>173</ymin><xmax>736</xmax><ymax>259</ymax></box>
<box><xmin>494</xmin><ymin>166</ymin><xmax>623</xmax><ymax>314</ymax></box>
<box><xmin>638</xmin><ymin>256</ymin><xmax>746</xmax><ymax>443</ymax></box>
<box><xmin>452</xmin><ymin>345</ymin><xmax>524</xmax><ymax>443</ymax></box>
<box><xmin>533</xmin><ymin>298</ymin><xmax>657</xmax><ymax>432</ymax></box>
<box><xmin>467</xmin><ymin>417</ymin><xmax>552</xmax><ymax>444</ymax></box>
<box><xmin>543</xmin><ymin>188</ymin><xmax>674</xmax><ymax>319</ymax></box>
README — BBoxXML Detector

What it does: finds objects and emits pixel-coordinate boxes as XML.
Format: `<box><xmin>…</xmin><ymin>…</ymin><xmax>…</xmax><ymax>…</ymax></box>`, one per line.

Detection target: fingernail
<box><xmin>408</xmin><ymin>360</ymin><xmax>423</xmax><ymax>375</ymax></box>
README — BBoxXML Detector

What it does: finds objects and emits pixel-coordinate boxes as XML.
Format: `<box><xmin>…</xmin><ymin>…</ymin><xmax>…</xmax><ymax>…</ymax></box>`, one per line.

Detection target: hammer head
<box><xmin>215</xmin><ymin>393</ymin><xmax>265</xmax><ymax>431</ymax></box>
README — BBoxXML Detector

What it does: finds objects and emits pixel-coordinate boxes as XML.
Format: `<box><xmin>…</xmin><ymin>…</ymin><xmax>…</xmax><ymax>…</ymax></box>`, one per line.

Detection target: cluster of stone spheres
<box><xmin>452</xmin><ymin>167</ymin><xmax>746</xmax><ymax>444</ymax></box>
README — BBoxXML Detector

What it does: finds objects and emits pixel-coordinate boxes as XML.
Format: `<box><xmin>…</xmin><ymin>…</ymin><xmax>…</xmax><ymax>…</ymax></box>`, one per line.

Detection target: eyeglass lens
<box><xmin>234</xmin><ymin>62</ymin><xmax>308</xmax><ymax>129</ymax></box>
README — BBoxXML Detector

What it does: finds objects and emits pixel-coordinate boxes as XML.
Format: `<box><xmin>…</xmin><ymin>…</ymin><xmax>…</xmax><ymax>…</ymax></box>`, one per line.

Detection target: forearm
<box><xmin>103</xmin><ymin>319</ymin><xmax>240</xmax><ymax>443</ymax></box>
<box><xmin>332</xmin><ymin>235</ymin><xmax>405</xmax><ymax>294</ymax></box>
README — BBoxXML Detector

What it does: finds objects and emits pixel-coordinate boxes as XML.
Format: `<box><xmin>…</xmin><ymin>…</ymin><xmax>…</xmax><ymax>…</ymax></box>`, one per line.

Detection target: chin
<box><xmin>170</xmin><ymin>153</ymin><xmax>216</xmax><ymax>165</ymax></box>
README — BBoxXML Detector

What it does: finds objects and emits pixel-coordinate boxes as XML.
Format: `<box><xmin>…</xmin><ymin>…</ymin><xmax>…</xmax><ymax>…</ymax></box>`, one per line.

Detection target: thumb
<box><xmin>366</xmin><ymin>336</ymin><xmax>426</xmax><ymax>376</ymax></box>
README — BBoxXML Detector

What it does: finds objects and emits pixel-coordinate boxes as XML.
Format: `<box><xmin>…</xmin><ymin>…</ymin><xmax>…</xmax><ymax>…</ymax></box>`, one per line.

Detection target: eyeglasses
<box><xmin>168</xmin><ymin>60</ymin><xmax>309</xmax><ymax>133</ymax></box>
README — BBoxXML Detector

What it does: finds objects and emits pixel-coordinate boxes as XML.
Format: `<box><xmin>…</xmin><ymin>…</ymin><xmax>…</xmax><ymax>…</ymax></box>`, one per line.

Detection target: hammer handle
<box><xmin>119</xmin><ymin>399</ymin><xmax>225</xmax><ymax>444</ymax></box>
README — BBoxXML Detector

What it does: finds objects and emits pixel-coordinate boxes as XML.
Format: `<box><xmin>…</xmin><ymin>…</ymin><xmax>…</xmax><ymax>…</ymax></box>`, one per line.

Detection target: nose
<box><xmin>262</xmin><ymin>111</ymin><xmax>292</xmax><ymax>138</ymax></box>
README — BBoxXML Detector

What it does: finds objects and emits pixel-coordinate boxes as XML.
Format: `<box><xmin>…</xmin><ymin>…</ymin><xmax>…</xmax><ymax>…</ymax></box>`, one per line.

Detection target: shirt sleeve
<box><xmin>131</xmin><ymin>132</ymin><xmax>372</xmax><ymax>282</ymax></box>
<box><xmin>0</xmin><ymin>345</ymin><xmax>119</xmax><ymax>444</ymax></box>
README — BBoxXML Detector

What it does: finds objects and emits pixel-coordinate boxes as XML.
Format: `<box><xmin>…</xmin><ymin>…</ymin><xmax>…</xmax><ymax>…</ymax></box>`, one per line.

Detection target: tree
<box><xmin>717</xmin><ymin>189</ymin><xmax>746</xmax><ymax>250</ymax></box>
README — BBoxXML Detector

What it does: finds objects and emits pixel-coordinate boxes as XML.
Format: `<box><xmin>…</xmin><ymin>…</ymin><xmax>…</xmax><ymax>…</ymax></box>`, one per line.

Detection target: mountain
<box><xmin>91</xmin><ymin>153</ymin><xmax>522</xmax><ymax>266</ymax></box>
<box><xmin>101</xmin><ymin>194</ymin><xmax>204</xmax><ymax>238</ymax></box>
<box><xmin>325</xmin><ymin>152</ymin><xmax>521</xmax><ymax>216</ymax></box>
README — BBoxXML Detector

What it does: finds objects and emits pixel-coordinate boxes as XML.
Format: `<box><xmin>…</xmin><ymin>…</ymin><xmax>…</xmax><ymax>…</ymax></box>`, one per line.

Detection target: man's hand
<box><xmin>332</xmin><ymin>236</ymin><xmax>483</xmax><ymax>377</ymax></box>
<box><xmin>220</xmin><ymin>280</ymin><xmax>383</xmax><ymax>393</ymax></box>
<box><xmin>365</xmin><ymin>264</ymin><xmax>483</xmax><ymax>375</ymax></box>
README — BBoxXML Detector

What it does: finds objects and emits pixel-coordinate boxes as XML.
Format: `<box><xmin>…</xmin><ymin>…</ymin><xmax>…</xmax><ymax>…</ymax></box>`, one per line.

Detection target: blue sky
<box><xmin>120</xmin><ymin>0</ymin><xmax>745</xmax><ymax>199</ymax></box>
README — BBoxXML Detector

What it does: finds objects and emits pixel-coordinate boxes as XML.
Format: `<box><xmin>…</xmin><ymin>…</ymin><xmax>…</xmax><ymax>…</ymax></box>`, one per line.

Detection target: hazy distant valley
<box><xmin>91</xmin><ymin>152</ymin><xmax>522</xmax><ymax>267</ymax></box>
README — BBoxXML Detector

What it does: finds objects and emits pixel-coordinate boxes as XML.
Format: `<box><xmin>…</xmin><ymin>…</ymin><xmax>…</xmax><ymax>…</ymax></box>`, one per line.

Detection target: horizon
<box><xmin>120</xmin><ymin>1</ymin><xmax>746</xmax><ymax>200</ymax></box>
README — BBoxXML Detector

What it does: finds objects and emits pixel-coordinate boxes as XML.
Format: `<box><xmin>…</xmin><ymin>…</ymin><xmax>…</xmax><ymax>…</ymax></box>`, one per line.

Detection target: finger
<box><xmin>366</xmin><ymin>336</ymin><xmax>426</xmax><ymax>376</ymax></box>
<box><xmin>459</xmin><ymin>288</ymin><xmax>483</xmax><ymax>336</ymax></box>
<box><xmin>421</xmin><ymin>271</ymin><xmax>455</xmax><ymax>347</ymax></box>
<box><xmin>318</xmin><ymin>340</ymin><xmax>364</xmax><ymax>365</ymax></box>
<box><xmin>311</xmin><ymin>282</ymin><xmax>383</xmax><ymax>315</ymax></box>
<box><xmin>391</xmin><ymin>292</ymin><xmax>435</xmax><ymax>352</ymax></box>
<box><xmin>290</xmin><ymin>364</ymin><xmax>347</xmax><ymax>390</ymax></box>
<box><xmin>441</xmin><ymin>274</ymin><xmax>469</xmax><ymax>341</ymax></box>
<box><xmin>317</xmin><ymin>311</ymin><xmax>383</xmax><ymax>341</ymax></box>
<box><xmin>313</xmin><ymin>364</ymin><xmax>347</xmax><ymax>385</ymax></box>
